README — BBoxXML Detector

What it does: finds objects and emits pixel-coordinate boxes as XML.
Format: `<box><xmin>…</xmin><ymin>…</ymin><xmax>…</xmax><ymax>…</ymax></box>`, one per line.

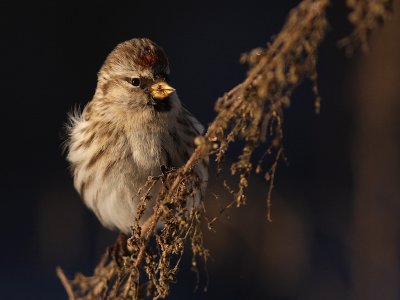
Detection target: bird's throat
<box><xmin>152</xmin><ymin>96</ymin><xmax>171</xmax><ymax>112</ymax></box>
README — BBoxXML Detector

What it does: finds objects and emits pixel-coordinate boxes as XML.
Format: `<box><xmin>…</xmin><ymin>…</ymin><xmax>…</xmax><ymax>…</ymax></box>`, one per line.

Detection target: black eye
<box><xmin>131</xmin><ymin>77</ymin><xmax>140</xmax><ymax>87</ymax></box>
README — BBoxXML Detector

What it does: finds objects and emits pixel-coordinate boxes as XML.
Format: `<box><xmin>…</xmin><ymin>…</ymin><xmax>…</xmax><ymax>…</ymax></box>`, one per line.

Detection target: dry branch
<box><xmin>339</xmin><ymin>0</ymin><xmax>394</xmax><ymax>53</ymax></box>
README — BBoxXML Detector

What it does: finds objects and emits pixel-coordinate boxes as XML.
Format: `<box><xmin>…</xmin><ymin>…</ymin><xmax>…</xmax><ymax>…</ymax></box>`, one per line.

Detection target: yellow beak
<box><xmin>150</xmin><ymin>82</ymin><xmax>176</xmax><ymax>100</ymax></box>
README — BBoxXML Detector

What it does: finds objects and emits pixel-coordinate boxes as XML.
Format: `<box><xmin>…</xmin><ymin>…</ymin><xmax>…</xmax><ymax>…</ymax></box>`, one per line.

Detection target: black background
<box><xmin>1</xmin><ymin>1</ymin><xmax>365</xmax><ymax>299</ymax></box>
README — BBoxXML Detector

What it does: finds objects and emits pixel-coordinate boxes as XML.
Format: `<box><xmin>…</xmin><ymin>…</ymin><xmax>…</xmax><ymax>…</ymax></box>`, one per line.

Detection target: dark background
<box><xmin>2</xmin><ymin>1</ymin><xmax>399</xmax><ymax>299</ymax></box>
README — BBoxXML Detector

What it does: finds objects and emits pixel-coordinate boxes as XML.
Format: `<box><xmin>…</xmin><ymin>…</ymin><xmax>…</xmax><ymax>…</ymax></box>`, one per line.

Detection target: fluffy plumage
<box><xmin>66</xmin><ymin>38</ymin><xmax>207</xmax><ymax>233</ymax></box>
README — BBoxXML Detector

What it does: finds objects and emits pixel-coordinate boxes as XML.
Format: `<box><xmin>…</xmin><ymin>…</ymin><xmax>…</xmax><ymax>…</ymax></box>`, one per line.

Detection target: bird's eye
<box><xmin>131</xmin><ymin>77</ymin><xmax>141</xmax><ymax>87</ymax></box>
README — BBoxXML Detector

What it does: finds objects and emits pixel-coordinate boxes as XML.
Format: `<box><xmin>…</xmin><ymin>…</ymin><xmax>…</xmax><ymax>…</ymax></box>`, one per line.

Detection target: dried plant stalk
<box><xmin>339</xmin><ymin>0</ymin><xmax>393</xmax><ymax>53</ymax></box>
<box><xmin>57</xmin><ymin>0</ymin><xmax>394</xmax><ymax>299</ymax></box>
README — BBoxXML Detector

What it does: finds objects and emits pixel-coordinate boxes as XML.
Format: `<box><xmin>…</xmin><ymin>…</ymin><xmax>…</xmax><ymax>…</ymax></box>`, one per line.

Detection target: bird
<box><xmin>66</xmin><ymin>38</ymin><xmax>208</xmax><ymax>234</ymax></box>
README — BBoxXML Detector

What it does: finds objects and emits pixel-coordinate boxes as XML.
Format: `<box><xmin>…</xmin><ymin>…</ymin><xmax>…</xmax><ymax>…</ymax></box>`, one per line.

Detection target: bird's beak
<box><xmin>150</xmin><ymin>82</ymin><xmax>176</xmax><ymax>100</ymax></box>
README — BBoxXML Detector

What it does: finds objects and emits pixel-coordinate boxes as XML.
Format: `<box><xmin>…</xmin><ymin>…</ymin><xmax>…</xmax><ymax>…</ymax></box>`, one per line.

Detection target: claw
<box><xmin>160</xmin><ymin>165</ymin><xmax>169</xmax><ymax>182</ymax></box>
<box><xmin>109</xmin><ymin>233</ymin><xmax>129</xmax><ymax>268</ymax></box>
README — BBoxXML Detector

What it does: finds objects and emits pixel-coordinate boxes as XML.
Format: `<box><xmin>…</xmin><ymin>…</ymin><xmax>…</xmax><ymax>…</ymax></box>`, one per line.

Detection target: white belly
<box><xmin>77</xmin><ymin>156</ymin><xmax>162</xmax><ymax>233</ymax></box>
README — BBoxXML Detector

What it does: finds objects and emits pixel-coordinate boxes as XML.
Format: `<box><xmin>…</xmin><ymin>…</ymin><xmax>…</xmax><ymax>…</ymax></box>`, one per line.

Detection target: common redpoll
<box><xmin>66</xmin><ymin>38</ymin><xmax>208</xmax><ymax>233</ymax></box>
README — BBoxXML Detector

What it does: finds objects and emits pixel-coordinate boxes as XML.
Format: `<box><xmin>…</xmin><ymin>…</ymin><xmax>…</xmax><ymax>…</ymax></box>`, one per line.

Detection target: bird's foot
<box><xmin>109</xmin><ymin>232</ymin><xmax>129</xmax><ymax>268</ymax></box>
<box><xmin>160</xmin><ymin>165</ymin><xmax>177</xmax><ymax>183</ymax></box>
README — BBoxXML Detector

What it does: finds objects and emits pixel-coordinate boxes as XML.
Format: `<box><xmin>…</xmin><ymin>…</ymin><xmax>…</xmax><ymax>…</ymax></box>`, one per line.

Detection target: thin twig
<box><xmin>56</xmin><ymin>267</ymin><xmax>75</xmax><ymax>300</ymax></box>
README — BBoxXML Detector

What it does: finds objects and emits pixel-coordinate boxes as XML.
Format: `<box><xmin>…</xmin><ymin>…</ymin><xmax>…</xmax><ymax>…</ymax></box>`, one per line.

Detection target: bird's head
<box><xmin>96</xmin><ymin>38</ymin><xmax>178</xmax><ymax>113</ymax></box>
